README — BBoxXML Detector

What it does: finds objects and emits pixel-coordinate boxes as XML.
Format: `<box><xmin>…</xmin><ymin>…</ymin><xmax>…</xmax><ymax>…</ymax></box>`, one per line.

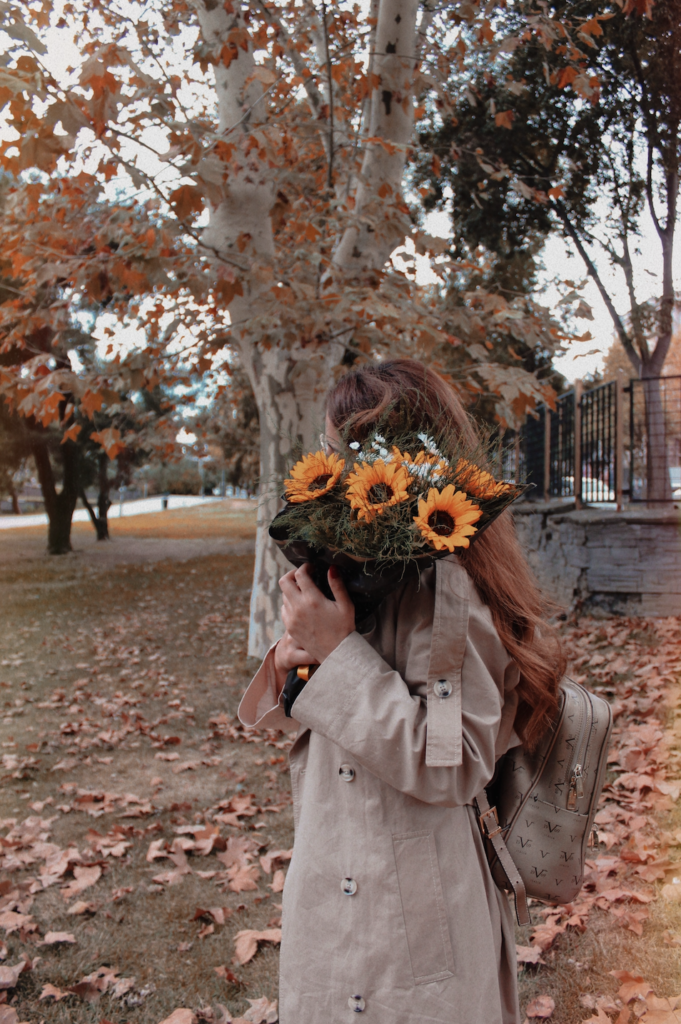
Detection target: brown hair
<box><xmin>326</xmin><ymin>358</ymin><xmax>565</xmax><ymax>751</ymax></box>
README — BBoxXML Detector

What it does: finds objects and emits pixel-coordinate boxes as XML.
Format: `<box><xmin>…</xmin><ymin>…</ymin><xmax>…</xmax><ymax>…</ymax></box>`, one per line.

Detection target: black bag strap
<box><xmin>474</xmin><ymin>788</ymin><xmax>531</xmax><ymax>927</ymax></box>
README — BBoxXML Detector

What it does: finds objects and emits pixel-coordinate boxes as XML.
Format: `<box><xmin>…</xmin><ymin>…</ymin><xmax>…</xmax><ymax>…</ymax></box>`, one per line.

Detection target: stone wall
<box><xmin>513</xmin><ymin>503</ymin><xmax>681</xmax><ymax>617</ymax></box>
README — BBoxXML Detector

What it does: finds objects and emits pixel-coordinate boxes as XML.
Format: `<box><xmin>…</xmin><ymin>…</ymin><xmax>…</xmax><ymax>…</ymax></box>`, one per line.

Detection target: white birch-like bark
<box><xmin>241</xmin><ymin>341</ymin><xmax>344</xmax><ymax>656</ymax></box>
<box><xmin>333</xmin><ymin>0</ymin><xmax>420</xmax><ymax>272</ymax></box>
<box><xmin>195</xmin><ymin>0</ymin><xmax>424</xmax><ymax>655</ymax></box>
<box><xmin>194</xmin><ymin>0</ymin><xmax>345</xmax><ymax>657</ymax></box>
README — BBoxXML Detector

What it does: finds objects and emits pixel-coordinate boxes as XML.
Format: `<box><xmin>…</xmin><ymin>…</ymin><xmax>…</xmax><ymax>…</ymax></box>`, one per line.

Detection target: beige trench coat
<box><xmin>239</xmin><ymin>555</ymin><xmax>522</xmax><ymax>1024</ymax></box>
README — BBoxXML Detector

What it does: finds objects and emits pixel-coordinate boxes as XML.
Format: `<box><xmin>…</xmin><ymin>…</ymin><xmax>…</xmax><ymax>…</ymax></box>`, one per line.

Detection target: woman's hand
<box><xmin>273</xmin><ymin>631</ymin><xmax>317</xmax><ymax>692</ymax></box>
<box><xmin>279</xmin><ymin>564</ymin><xmax>355</xmax><ymax>665</ymax></box>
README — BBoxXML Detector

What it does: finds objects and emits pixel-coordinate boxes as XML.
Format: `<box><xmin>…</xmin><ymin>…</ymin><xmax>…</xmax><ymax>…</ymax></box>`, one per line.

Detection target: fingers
<box><xmin>327</xmin><ymin>566</ymin><xmax>354</xmax><ymax>613</ymax></box>
<box><xmin>279</xmin><ymin>569</ymin><xmax>300</xmax><ymax>597</ymax></box>
<box><xmin>293</xmin><ymin>563</ymin><xmax>317</xmax><ymax>592</ymax></box>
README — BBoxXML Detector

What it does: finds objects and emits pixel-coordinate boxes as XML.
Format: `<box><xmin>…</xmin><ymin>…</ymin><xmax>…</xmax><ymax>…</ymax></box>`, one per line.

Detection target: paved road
<box><xmin>0</xmin><ymin>494</ymin><xmax>222</xmax><ymax>530</ymax></box>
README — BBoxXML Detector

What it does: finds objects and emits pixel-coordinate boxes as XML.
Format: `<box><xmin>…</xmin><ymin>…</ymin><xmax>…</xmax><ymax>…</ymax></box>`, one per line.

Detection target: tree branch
<box><xmin>320</xmin><ymin>0</ymin><xmax>335</xmax><ymax>189</ymax></box>
<box><xmin>253</xmin><ymin>0</ymin><xmax>325</xmax><ymax>118</ymax></box>
<box><xmin>552</xmin><ymin>199</ymin><xmax>642</xmax><ymax>376</ymax></box>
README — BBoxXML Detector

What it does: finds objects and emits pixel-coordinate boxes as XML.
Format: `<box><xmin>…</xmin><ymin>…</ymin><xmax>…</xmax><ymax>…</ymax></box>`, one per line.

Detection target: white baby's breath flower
<box><xmin>417</xmin><ymin>432</ymin><xmax>442</xmax><ymax>456</ymax></box>
<box><xmin>349</xmin><ymin>441</ymin><xmax>360</xmax><ymax>450</ymax></box>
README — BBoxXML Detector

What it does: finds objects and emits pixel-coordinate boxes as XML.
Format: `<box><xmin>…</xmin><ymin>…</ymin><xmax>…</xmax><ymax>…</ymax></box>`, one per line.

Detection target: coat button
<box><xmin>339</xmin><ymin>764</ymin><xmax>355</xmax><ymax>782</ymax></box>
<box><xmin>348</xmin><ymin>995</ymin><xmax>365</xmax><ymax>1012</ymax></box>
<box><xmin>434</xmin><ymin>678</ymin><xmax>452</xmax><ymax>698</ymax></box>
<box><xmin>341</xmin><ymin>877</ymin><xmax>357</xmax><ymax>896</ymax></box>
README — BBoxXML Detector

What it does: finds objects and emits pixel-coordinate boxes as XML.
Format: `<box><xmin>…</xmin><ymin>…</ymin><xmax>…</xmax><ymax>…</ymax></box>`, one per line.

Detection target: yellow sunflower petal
<box><xmin>284</xmin><ymin>450</ymin><xmax>345</xmax><ymax>503</ymax></box>
<box><xmin>345</xmin><ymin>459</ymin><xmax>411</xmax><ymax>522</ymax></box>
<box><xmin>413</xmin><ymin>485</ymin><xmax>482</xmax><ymax>552</ymax></box>
<box><xmin>455</xmin><ymin>458</ymin><xmax>508</xmax><ymax>499</ymax></box>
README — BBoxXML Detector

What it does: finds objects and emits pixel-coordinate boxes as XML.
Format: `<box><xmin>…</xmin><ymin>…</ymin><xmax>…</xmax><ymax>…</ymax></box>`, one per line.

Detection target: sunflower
<box><xmin>284</xmin><ymin>450</ymin><xmax>345</xmax><ymax>503</ymax></box>
<box><xmin>413</xmin><ymin>485</ymin><xmax>482</xmax><ymax>551</ymax></box>
<box><xmin>455</xmin><ymin>458</ymin><xmax>513</xmax><ymax>500</ymax></box>
<box><xmin>345</xmin><ymin>459</ymin><xmax>411</xmax><ymax>522</ymax></box>
<box><xmin>394</xmin><ymin>448</ymin><xmax>450</xmax><ymax>478</ymax></box>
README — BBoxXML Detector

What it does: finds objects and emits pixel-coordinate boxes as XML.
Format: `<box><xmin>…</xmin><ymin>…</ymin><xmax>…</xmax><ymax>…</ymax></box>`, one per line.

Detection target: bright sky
<box><xmin>3</xmin><ymin>13</ymin><xmax>679</xmax><ymax>385</ymax></box>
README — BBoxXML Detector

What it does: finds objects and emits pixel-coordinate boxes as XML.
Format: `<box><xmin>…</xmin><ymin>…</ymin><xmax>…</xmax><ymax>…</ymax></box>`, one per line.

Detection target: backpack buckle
<box><xmin>479</xmin><ymin>805</ymin><xmax>503</xmax><ymax>839</ymax></box>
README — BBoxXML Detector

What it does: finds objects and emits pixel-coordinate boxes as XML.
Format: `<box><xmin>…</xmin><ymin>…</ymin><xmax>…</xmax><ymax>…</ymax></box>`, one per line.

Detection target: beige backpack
<box><xmin>476</xmin><ymin>678</ymin><xmax>613</xmax><ymax>926</ymax></box>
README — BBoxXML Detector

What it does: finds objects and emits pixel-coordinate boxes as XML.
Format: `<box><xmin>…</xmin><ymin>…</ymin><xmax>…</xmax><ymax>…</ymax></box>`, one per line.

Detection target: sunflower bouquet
<box><xmin>270</xmin><ymin>424</ymin><xmax>529</xmax><ymax>615</ymax></box>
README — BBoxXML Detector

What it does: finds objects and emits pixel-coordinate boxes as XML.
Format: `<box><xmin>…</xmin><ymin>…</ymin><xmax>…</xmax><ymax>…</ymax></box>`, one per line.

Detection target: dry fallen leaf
<box><xmin>234</xmin><ymin>929</ymin><xmax>282</xmax><ymax>966</ymax></box>
<box><xmin>40</xmin><ymin>982</ymin><xmax>70</xmax><ymax>1001</ymax></box>
<box><xmin>110</xmin><ymin>886</ymin><xmax>134</xmax><ymax>902</ymax></box>
<box><xmin>269</xmin><ymin>870</ymin><xmax>285</xmax><ymax>894</ymax></box>
<box><xmin>611</xmin><ymin>971</ymin><xmax>654</xmax><ymax>1004</ymax></box>
<box><xmin>641</xmin><ymin>995</ymin><xmax>681</xmax><ymax>1023</ymax></box>
<box><xmin>67</xmin><ymin>900</ymin><xmax>95</xmax><ymax>916</ymax></box>
<box><xmin>68</xmin><ymin>966</ymin><xmax>133</xmax><ymax>1002</ymax></box>
<box><xmin>516</xmin><ymin>945</ymin><xmax>545</xmax><ymax>966</ymax></box>
<box><xmin>147</xmin><ymin>839</ymin><xmax>167</xmax><ymax>862</ymax></box>
<box><xmin>0</xmin><ymin>1007</ymin><xmax>27</xmax><ymax>1024</ymax></box>
<box><xmin>0</xmin><ymin>912</ymin><xmax>37</xmax><ymax>936</ymax></box>
<box><xmin>157</xmin><ymin>1011</ymin><xmax>197</xmax><ymax>1024</ymax></box>
<box><xmin>240</xmin><ymin>995</ymin><xmax>278</xmax><ymax>1023</ymax></box>
<box><xmin>525</xmin><ymin>994</ymin><xmax>555</xmax><ymax>1019</ymax></box>
<box><xmin>0</xmin><ymin>960</ymin><xmax>30</xmax><ymax>990</ymax></box>
<box><xmin>227</xmin><ymin>864</ymin><xmax>260</xmax><ymax>894</ymax></box>
<box><xmin>42</xmin><ymin>932</ymin><xmax>76</xmax><ymax>945</ymax></box>
<box><xmin>661</xmin><ymin>883</ymin><xmax>681</xmax><ymax>903</ymax></box>
<box><xmin>61</xmin><ymin>865</ymin><xmax>102</xmax><ymax>900</ymax></box>
<box><xmin>580</xmin><ymin>1010</ymin><xmax>611</xmax><ymax>1024</ymax></box>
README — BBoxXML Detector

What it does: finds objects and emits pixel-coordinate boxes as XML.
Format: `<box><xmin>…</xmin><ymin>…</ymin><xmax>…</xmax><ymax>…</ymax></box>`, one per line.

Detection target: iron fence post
<box><xmin>629</xmin><ymin>379</ymin><xmax>635</xmax><ymax>500</ymax></box>
<box><xmin>574</xmin><ymin>380</ymin><xmax>583</xmax><ymax>509</ymax></box>
<box><xmin>616</xmin><ymin>370</ymin><xmax>624</xmax><ymax>510</ymax></box>
<box><xmin>543</xmin><ymin>405</ymin><xmax>551</xmax><ymax>502</ymax></box>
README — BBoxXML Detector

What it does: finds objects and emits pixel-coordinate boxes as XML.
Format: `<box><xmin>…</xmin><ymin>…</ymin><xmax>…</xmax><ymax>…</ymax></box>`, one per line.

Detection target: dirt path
<box><xmin>0</xmin><ymin>504</ymin><xmax>679</xmax><ymax>1024</ymax></box>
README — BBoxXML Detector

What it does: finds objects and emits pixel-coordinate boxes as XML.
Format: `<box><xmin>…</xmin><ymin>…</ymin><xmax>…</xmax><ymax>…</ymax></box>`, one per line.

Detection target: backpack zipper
<box><xmin>566</xmin><ymin>685</ymin><xmax>593</xmax><ymax>810</ymax></box>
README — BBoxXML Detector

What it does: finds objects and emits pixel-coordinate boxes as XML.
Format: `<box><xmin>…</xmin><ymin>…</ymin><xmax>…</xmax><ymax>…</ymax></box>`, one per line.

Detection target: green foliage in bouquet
<box><xmin>275</xmin><ymin>418</ymin><xmax>527</xmax><ymax>567</ymax></box>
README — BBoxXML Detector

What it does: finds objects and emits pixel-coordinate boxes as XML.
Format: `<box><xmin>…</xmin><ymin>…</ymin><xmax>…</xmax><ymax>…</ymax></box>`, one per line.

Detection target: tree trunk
<box><xmin>9</xmin><ymin>484</ymin><xmax>20</xmax><ymax>515</ymax></box>
<box><xmin>642</xmin><ymin>374</ymin><xmax>672</xmax><ymax>504</ymax></box>
<box><xmin>80</xmin><ymin>488</ymin><xmax>109</xmax><ymax>541</ymax></box>
<box><xmin>32</xmin><ymin>438</ymin><xmax>80</xmax><ymax>555</ymax></box>
<box><xmin>333</xmin><ymin>0</ymin><xmax>420</xmax><ymax>272</ymax></box>
<box><xmin>194</xmin><ymin>0</ymin><xmax>419</xmax><ymax>655</ymax></box>
<box><xmin>243</xmin><ymin>341</ymin><xmax>343</xmax><ymax>656</ymax></box>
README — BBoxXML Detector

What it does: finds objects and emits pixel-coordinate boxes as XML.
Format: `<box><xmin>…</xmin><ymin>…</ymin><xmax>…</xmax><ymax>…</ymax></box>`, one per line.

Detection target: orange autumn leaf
<box><xmin>495</xmin><ymin>110</ymin><xmax>514</xmax><ymax>129</ymax></box>
<box><xmin>61</xmin><ymin>422</ymin><xmax>81</xmax><ymax>444</ymax></box>
<box><xmin>169</xmin><ymin>184</ymin><xmax>204</xmax><ymax>221</ymax></box>
<box><xmin>91</xmin><ymin>428</ymin><xmax>124</xmax><ymax>459</ymax></box>
<box><xmin>79</xmin><ymin>390</ymin><xmax>104</xmax><ymax>418</ymax></box>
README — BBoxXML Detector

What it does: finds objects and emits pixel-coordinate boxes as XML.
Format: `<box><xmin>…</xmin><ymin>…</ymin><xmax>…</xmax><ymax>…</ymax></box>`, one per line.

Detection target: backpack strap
<box><xmin>474</xmin><ymin>788</ymin><xmax>531</xmax><ymax>927</ymax></box>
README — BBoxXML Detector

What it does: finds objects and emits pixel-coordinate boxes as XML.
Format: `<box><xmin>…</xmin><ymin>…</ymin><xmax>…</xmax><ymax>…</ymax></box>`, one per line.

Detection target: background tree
<box><xmin>0</xmin><ymin>0</ymin><xmax>590</xmax><ymax>652</ymax></box>
<box><xmin>197</xmin><ymin>365</ymin><xmax>260</xmax><ymax>496</ymax></box>
<box><xmin>416</xmin><ymin>0</ymin><xmax>680</xmax><ymax>501</ymax></box>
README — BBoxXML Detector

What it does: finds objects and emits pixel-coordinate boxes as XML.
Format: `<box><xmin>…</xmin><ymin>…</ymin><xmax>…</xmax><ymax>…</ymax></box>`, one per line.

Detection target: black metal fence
<box><xmin>628</xmin><ymin>376</ymin><xmax>681</xmax><ymax>501</ymax></box>
<box><xmin>506</xmin><ymin>374</ymin><xmax>681</xmax><ymax>505</ymax></box>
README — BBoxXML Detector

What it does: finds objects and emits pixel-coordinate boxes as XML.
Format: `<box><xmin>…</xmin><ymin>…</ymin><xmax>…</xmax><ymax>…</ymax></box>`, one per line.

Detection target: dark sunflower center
<box><xmin>368</xmin><ymin>483</ymin><xmax>393</xmax><ymax>504</ymax></box>
<box><xmin>310</xmin><ymin>474</ymin><xmax>332</xmax><ymax>491</ymax></box>
<box><xmin>427</xmin><ymin>510</ymin><xmax>455</xmax><ymax>536</ymax></box>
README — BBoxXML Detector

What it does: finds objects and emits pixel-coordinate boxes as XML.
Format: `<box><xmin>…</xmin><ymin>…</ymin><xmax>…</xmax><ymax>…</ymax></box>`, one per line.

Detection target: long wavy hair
<box><xmin>325</xmin><ymin>358</ymin><xmax>565</xmax><ymax>751</ymax></box>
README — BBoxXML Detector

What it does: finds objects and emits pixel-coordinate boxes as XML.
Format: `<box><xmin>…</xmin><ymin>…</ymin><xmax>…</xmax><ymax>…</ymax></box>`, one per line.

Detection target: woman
<box><xmin>239</xmin><ymin>359</ymin><xmax>565</xmax><ymax>1024</ymax></box>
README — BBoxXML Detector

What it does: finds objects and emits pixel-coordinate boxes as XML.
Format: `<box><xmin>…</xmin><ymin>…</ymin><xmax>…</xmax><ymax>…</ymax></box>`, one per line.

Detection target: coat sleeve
<box><xmin>237</xmin><ymin>643</ymin><xmax>297</xmax><ymax>732</ymax></box>
<box><xmin>289</xmin><ymin>575</ymin><xmax>514</xmax><ymax>807</ymax></box>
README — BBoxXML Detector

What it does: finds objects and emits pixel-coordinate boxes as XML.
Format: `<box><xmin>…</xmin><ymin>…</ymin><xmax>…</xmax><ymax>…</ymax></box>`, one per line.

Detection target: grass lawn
<box><xmin>0</xmin><ymin>502</ymin><xmax>679</xmax><ymax>1023</ymax></box>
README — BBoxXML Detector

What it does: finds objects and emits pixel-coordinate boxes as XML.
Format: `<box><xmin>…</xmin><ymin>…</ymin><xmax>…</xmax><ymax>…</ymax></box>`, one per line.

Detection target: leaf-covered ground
<box><xmin>0</xmin><ymin>503</ymin><xmax>679</xmax><ymax>1024</ymax></box>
